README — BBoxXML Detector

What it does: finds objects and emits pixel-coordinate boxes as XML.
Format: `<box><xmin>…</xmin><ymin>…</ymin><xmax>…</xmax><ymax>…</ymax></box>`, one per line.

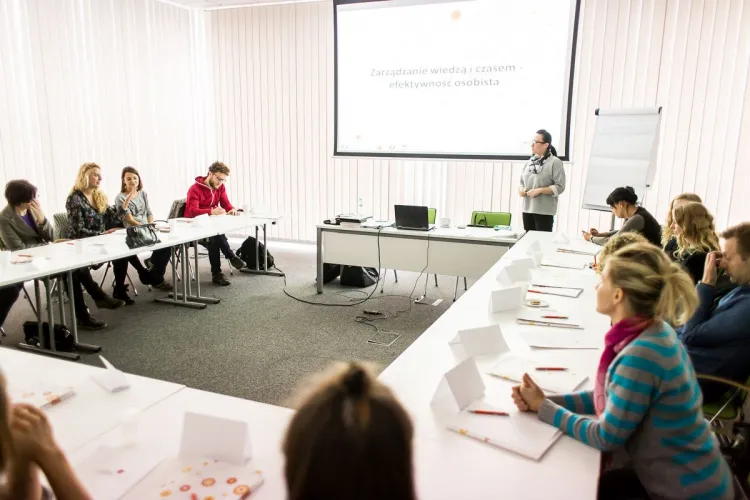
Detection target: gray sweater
<box><xmin>114</xmin><ymin>191</ymin><xmax>153</xmax><ymax>226</ymax></box>
<box><xmin>519</xmin><ymin>155</ymin><xmax>566</xmax><ymax>216</ymax></box>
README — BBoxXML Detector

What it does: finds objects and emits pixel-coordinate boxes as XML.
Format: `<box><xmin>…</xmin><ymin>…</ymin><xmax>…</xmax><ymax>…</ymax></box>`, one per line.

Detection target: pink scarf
<box><xmin>594</xmin><ymin>317</ymin><xmax>653</xmax><ymax>415</ymax></box>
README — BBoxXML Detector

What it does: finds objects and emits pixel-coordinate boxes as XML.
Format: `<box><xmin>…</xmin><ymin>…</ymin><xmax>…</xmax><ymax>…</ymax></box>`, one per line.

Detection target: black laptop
<box><xmin>394</xmin><ymin>205</ymin><xmax>434</xmax><ymax>231</ymax></box>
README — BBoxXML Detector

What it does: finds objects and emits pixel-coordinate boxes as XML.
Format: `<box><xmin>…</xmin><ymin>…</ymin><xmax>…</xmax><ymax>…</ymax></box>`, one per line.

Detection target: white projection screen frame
<box><xmin>333</xmin><ymin>0</ymin><xmax>582</xmax><ymax>160</ymax></box>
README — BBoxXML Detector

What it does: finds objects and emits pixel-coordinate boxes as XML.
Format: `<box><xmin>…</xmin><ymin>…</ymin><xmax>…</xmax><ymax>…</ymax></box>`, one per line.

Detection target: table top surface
<box><xmin>0</xmin><ymin>213</ymin><xmax>284</xmax><ymax>288</ymax></box>
<box><xmin>317</xmin><ymin>223</ymin><xmax>523</xmax><ymax>244</ymax></box>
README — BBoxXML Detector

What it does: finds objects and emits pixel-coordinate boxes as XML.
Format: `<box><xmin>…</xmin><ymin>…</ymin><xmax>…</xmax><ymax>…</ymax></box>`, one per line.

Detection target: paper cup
<box><xmin>242</xmin><ymin>203</ymin><xmax>250</xmax><ymax>214</ymax></box>
<box><xmin>440</xmin><ymin>217</ymin><xmax>451</xmax><ymax>228</ymax></box>
<box><xmin>168</xmin><ymin>219</ymin><xmax>177</xmax><ymax>231</ymax></box>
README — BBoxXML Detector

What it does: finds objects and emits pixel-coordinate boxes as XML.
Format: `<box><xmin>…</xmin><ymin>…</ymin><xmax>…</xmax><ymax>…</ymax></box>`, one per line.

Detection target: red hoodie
<box><xmin>184</xmin><ymin>176</ymin><xmax>234</xmax><ymax>218</ymax></box>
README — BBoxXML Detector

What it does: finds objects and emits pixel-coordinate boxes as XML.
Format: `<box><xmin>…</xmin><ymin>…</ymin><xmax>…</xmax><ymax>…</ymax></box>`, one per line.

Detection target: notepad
<box><xmin>488</xmin><ymin>354</ymin><xmax>588</xmax><ymax>394</ymax></box>
<box><xmin>519</xmin><ymin>331</ymin><xmax>602</xmax><ymax>349</ymax></box>
<box><xmin>516</xmin><ymin>311</ymin><xmax>583</xmax><ymax>329</ymax></box>
<box><xmin>528</xmin><ymin>285</ymin><xmax>583</xmax><ymax>298</ymax></box>
<box><xmin>446</xmin><ymin>405</ymin><xmax>561</xmax><ymax>460</ymax></box>
<box><xmin>122</xmin><ymin>457</ymin><xmax>264</xmax><ymax>499</ymax></box>
<box><xmin>541</xmin><ymin>255</ymin><xmax>587</xmax><ymax>270</ymax></box>
<box><xmin>9</xmin><ymin>383</ymin><xmax>75</xmax><ymax>408</ymax></box>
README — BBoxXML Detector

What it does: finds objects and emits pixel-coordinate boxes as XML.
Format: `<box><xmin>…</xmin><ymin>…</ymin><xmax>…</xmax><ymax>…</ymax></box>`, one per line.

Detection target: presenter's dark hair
<box><xmin>536</xmin><ymin>129</ymin><xmax>558</xmax><ymax>157</ymax></box>
<box><xmin>606</xmin><ymin>186</ymin><xmax>639</xmax><ymax>207</ymax></box>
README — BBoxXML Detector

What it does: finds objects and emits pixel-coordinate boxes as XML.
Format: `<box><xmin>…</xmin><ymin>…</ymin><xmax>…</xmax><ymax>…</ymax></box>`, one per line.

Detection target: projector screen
<box><xmin>334</xmin><ymin>0</ymin><xmax>581</xmax><ymax>160</ymax></box>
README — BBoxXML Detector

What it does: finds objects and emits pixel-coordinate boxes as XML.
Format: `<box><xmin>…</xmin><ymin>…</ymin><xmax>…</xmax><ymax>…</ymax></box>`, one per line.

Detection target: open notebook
<box><xmin>488</xmin><ymin>354</ymin><xmax>588</xmax><ymax>394</ymax></box>
<box><xmin>446</xmin><ymin>404</ymin><xmax>561</xmax><ymax>461</ymax></box>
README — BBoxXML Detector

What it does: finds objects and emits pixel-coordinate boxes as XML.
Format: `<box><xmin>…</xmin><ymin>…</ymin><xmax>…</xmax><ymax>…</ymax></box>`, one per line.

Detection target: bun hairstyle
<box><xmin>672</xmin><ymin>202</ymin><xmax>720</xmax><ymax>259</ymax></box>
<box><xmin>606</xmin><ymin>186</ymin><xmax>638</xmax><ymax>207</ymax></box>
<box><xmin>605</xmin><ymin>242</ymin><xmax>698</xmax><ymax>326</ymax></box>
<box><xmin>535</xmin><ymin>129</ymin><xmax>558</xmax><ymax>158</ymax></box>
<box><xmin>595</xmin><ymin>232</ymin><xmax>649</xmax><ymax>273</ymax></box>
<box><xmin>283</xmin><ymin>362</ymin><xmax>416</xmax><ymax>500</ymax></box>
<box><xmin>663</xmin><ymin>192</ymin><xmax>703</xmax><ymax>246</ymax></box>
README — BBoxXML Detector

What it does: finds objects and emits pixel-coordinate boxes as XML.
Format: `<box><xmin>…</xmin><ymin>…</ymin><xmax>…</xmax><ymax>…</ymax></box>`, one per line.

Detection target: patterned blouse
<box><xmin>65</xmin><ymin>190</ymin><xmax>127</xmax><ymax>239</ymax></box>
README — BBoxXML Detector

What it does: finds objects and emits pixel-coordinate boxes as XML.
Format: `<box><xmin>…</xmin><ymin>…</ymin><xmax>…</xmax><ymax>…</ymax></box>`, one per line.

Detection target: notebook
<box><xmin>446</xmin><ymin>404</ymin><xmax>561</xmax><ymax>460</ymax></box>
<box><xmin>541</xmin><ymin>255</ymin><xmax>588</xmax><ymax>270</ymax></box>
<box><xmin>516</xmin><ymin>311</ymin><xmax>583</xmax><ymax>329</ymax></box>
<box><xmin>488</xmin><ymin>354</ymin><xmax>588</xmax><ymax>394</ymax></box>
<box><xmin>528</xmin><ymin>285</ymin><xmax>583</xmax><ymax>298</ymax></box>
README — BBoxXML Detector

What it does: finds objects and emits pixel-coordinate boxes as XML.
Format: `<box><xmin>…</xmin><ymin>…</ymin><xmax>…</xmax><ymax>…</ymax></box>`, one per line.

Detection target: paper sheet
<box><xmin>488</xmin><ymin>354</ymin><xmax>588</xmax><ymax>394</ymax></box>
<box><xmin>8</xmin><ymin>382</ymin><xmax>75</xmax><ymax>408</ymax></box>
<box><xmin>445</xmin><ymin>398</ymin><xmax>561</xmax><ymax>460</ymax></box>
<box><xmin>122</xmin><ymin>457</ymin><xmax>264</xmax><ymax>499</ymax></box>
<box><xmin>528</xmin><ymin>286</ymin><xmax>583</xmax><ymax>298</ymax></box>
<box><xmin>516</xmin><ymin>311</ymin><xmax>583</xmax><ymax>329</ymax></box>
<box><xmin>541</xmin><ymin>255</ymin><xmax>588</xmax><ymax>270</ymax></box>
<box><xmin>75</xmin><ymin>444</ymin><xmax>165</xmax><ymax>500</ymax></box>
<box><xmin>519</xmin><ymin>331</ymin><xmax>602</xmax><ymax>349</ymax></box>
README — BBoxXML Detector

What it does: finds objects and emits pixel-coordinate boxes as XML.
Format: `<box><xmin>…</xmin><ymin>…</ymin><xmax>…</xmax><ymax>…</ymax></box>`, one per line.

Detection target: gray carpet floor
<box><xmin>0</xmin><ymin>240</ymin><xmax>466</xmax><ymax>407</ymax></box>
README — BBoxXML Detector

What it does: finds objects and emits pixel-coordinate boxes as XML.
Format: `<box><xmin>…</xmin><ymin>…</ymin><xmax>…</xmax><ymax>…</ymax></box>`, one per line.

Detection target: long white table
<box><xmin>0</xmin><ymin>213</ymin><xmax>283</xmax><ymax>359</ymax></box>
<box><xmin>316</xmin><ymin>224</ymin><xmax>521</xmax><ymax>294</ymax></box>
<box><xmin>2</xmin><ymin>230</ymin><xmax>607</xmax><ymax>499</ymax></box>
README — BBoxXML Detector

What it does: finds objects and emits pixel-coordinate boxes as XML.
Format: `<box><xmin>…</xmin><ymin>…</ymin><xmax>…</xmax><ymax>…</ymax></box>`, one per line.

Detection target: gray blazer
<box><xmin>0</xmin><ymin>204</ymin><xmax>54</xmax><ymax>251</ymax></box>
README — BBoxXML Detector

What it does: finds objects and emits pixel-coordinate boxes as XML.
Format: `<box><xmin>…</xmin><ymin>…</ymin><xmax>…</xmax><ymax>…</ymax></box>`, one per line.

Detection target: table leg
<box><xmin>317</xmin><ymin>226</ymin><xmax>323</xmax><ymax>294</ymax></box>
<box><xmin>67</xmin><ymin>271</ymin><xmax>100</xmax><ymax>353</ymax></box>
<box><xmin>239</xmin><ymin>224</ymin><xmax>284</xmax><ymax>277</ymax></box>
<box><xmin>163</xmin><ymin>241</ymin><xmax>220</xmax><ymax>305</ymax></box>
<box><xmin>156</xmin><ymin>244</ymin><xmax>208</xmax><ymax>309</ymax></box>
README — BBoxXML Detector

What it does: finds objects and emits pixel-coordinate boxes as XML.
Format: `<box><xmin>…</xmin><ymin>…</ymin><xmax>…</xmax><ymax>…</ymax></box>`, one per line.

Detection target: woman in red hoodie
<box><xmin>185</xmin><ymin>162</ymin><xmax>244</xmax><ymax>286</ymax></box>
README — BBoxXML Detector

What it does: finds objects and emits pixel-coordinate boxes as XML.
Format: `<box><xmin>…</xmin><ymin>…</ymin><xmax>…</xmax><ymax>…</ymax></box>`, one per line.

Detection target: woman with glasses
<box><xmin>518</xmin><ymin>129</ymin><xmax>566</xmax><ymax>232</ymax></box>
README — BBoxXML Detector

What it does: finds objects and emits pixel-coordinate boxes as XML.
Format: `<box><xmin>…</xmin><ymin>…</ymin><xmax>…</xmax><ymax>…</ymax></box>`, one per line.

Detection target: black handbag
<box><xmin>125</xmin><ymin>224</ymin><xmax>161</xmax><ymax>249</ymax></box>
<box><xmin>23</xmin><ymin>321</ymin><xmax>77</xmax><ymax>352</ymax></box>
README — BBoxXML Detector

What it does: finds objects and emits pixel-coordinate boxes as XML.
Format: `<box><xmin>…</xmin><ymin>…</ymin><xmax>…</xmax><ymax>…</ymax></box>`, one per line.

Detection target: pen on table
<box><xmin>535</xmin><ymin>367</ymin><xmax>568</xmax><ymax>372</ymax></box>
<box><xmin>469</xmin><ymin>410</ymin><xmax>509</xmax><ymax>416</ymax></box>
<box><xmin>542</xmin><ymin>315</ymin><xmax>568</xmax><ymax>319</ymax></box>
<box><xmin>17</xmin><ymin>254</ymin><xmax>32</xmax><ymax>257</ymax></box>
<box><xmin>527</xmin><ymin>289</ymin><xmax>542</xmax><ymax>294</ymax></box>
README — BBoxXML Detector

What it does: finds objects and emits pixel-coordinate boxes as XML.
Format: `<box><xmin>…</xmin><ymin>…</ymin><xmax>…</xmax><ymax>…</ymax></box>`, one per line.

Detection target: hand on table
<box><xmin>211</xmin><ymin>207</ymin><xmax>226</xmax><ymax>216</ymax></box>
<box><xmin>227</xmin><ymin>209</ymin><xmax>239</xmax><ymax>216</ymax></box>
<box><xmin>511</xmin><ymin>374</ymin><xmax>545</xmax><ymax>413</ymax></box>
<box><xmin>104</xmin><ymin>228</ymin><xmax>118</xmax><ymax>235</ymax></box>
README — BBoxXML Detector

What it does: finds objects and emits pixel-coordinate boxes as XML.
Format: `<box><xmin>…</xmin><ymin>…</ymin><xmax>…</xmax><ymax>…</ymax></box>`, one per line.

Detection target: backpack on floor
<box><xmin>340</xmin><ymin>266</ymin><xmax>379</xmax><ymax>287</ymax></box>
<box><xmin>237</xmin><ymin>236</ymin><xmax>276</xmax><ymax>270</ymax></box>
<box><xmin>22</xmin><ymin>321</ymin><xmax>77</xmax><ymax>352</ymax></box>
<box><xmin>322</xmin><ymin>263</ymin><xmax>342</xmax><ymax>283</ymax></box>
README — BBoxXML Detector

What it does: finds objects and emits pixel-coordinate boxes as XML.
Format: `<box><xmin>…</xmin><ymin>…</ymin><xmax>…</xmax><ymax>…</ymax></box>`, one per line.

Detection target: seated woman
<box><xmin>66</xmin><ymin>163</ymin><xmax>132</xmax><ymax>314</ymax></box>
<box><xmin>111</xmin><ymin>167</ymin><xmax>173</xmax><ymax>304</ymax></box>
<box><xmin>661</xmin><ymin>192</ymin><xmax>702</xmax><ymax>255</ymax></box>
<box><xmin>583</xmin><ymin>187</ymin><xmax>661</xmax><ymax>247</ymax></box>
<box><xmin>0</xmin><ymin>370</ymin><xmax>92</xmax><ymax>499</ymax></box>
<box><xmin>594</xmin><ymin>232</ymin><xmax>648</xmax><ymax>273</ymax></box>
<box><xmin>669</xmin><ymin>201</ymin><xmax>720</xmax><ymax>284</ymax></box>
<box><xmin>0</xmin><ymin>179</ymin><xmax>111</xmax><ymax>330</ymax></box>
<box><xmin>283</xmin><ymin>362</ymin><xmax>416</xmax><ymax>500</ymax></box>
<box><xmin>511</xmin><ymin>242</ymin><xmax>733</xmax><ymax>500</ymax></box>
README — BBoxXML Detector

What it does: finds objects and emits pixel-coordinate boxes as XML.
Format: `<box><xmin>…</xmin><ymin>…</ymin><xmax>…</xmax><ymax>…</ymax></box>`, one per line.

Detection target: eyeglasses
<box><xmin>531</xmin><ymin>141</ymin><xmax>547</xmax><ymax>145</ymax></box>
<box><xmin>214</xmin><ymin>175</ymin><xmax>227</xmax><ymax>183</ymax></box>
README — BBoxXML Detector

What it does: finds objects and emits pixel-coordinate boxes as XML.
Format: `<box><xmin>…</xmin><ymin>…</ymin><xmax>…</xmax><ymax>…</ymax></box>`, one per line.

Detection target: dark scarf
<box><xmin>527</xmin><ymin>150</ymin><xmax>552</xmax><ymax>174</ymax></box>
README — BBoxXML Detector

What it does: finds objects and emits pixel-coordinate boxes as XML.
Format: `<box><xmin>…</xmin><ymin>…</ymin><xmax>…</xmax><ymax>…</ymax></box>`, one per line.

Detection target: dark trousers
<box><xmin>522</xmin><ymin>212</ymin><xmax>554</xmax><ymax>232</ymax></box>
<box><xmin>598</xmin><ymin>468</ymin><xmax>651</xmax><ymax>500</ymax></box>
<box><xmin>69</xmin><ymin>268</ymin><xmax>106</xmax><ymax>321</ymax></box>
<box><xmin>0</xmin><ymin>284</ymin><xmax>22</xmax><ymax>328</ymax></box>
<box><xmin>113</xmin><ymin>248</ymin><xmax>171</xmax><ymax>289</ymax></box>
<box><xmin>205</xmin><ymin>234</ymin><xmax>234</xmax><ymax>275</ymax></box>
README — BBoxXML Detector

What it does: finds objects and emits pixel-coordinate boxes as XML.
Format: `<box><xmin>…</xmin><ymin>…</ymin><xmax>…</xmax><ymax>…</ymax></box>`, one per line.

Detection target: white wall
<box><xmin>0</xmin><ymin>0</ymin><xmax>208</xmax><ymax>220</ymax></box>
<box><xmin>205</xmin><ymin>0</ymin><xmax>750</xmax><ymax>241</ymax></box>
<box><xmin>1</xmin><ymin>0</ymin><xmax>749</xmax><ymax>241</ymax></box>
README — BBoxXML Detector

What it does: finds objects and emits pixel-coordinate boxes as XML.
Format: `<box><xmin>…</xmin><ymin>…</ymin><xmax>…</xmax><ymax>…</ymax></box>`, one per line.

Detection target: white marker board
<box><xmin>582</xmin><ymin>108</ymin><xmax>662</xmax><ymax>212</ymax></box>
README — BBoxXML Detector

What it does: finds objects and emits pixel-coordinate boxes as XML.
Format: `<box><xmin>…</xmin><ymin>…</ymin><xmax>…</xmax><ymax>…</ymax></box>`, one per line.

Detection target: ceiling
<box><xmin>160</xmin><ymin>0</ymin><xmax>324</xmax><ymax>9</ymax></box>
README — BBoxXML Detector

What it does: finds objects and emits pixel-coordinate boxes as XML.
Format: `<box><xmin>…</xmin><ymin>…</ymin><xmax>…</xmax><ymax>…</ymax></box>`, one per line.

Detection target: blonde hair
<box><xmin>673</xmin><ymin>202</ymin><xmax>720</xmax><ymax>259</ymax></box>
<box><xmin>596</xmin><ymin>232</ymin><xmax>649</xmax><ymax>273</ymax></box>
<box><xmin>605</xmin><ymin>243</ymin><xmax>698</xmax><ymax>326</ymax></box>
<box><xmin>662</xmin><ymin>192</ymin><xmax>702</xmax><ymax>246</ymax></box>
<box><xmin>71</xmin><ymin>162</ymin><xmax>108</xmax><ymax>213</ymax></box>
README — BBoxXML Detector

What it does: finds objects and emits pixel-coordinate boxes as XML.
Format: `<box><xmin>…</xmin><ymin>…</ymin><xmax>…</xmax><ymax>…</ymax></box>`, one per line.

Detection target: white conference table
<box><xmin>2</xmin><ymin>230</ymin><xmax>607</xmax><ymax>499</ymax></box>
<box><xmin>0</xmin><ymin>213</ymin><xmax>283</xmax><ymax>359</ymax></box>
<box><xmin>0</xmin><ymin>348</ymin><xmax>184</xmax><ymax>454</ymax></box>
<box><xmin>316</xmin><ymin>224</ymin><xmax>521</xmax><ymax>294</ymax></box>
<box><xmin>379</xmin><ymin>231</ymin><xmax>606</xmax><ymax>500</ymax></box>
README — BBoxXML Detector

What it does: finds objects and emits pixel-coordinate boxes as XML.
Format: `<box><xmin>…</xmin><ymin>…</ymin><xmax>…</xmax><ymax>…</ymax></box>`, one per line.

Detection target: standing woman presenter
<box><xmin>519</xmin><ymin>129</ymin><xmax>566</xmax><ymax>232</ymax></box>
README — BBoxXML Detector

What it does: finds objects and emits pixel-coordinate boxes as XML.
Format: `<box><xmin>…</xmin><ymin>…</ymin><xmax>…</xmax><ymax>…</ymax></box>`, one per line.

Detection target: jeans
<box><xmin>205</xmin><ymin>234</ymin><xmax>234</xmax><ymax>275</ymax></box>
<box><xmin>522</xmin><ymin>212</ymin><xmax>554</xmax><ymax>232</ymax></box>
<box><xmin>0</xmin><ymin>284</ymin><xmax>22</xmax><ymax>328</ymax></box>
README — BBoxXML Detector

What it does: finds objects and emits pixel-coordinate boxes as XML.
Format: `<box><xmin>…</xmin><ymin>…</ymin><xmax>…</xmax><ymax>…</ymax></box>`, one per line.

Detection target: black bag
<box><xmin>237</xmin><ymin>236</ymin><xmax>275</xmax><ymax>270</ymax></box>
<box><xmin>125</xmin><ymin>224</ymin><xmax>161</xmax><ymax>249</ymax></box>
<box><xmin>22</xmin><ymin>321</ymin><xmax>77</xmax><ymax>352</ymax></box>
<box><xmin>322</xmin><ymin>263</ymin><xmax>342</xmax><ymax>283</ymax></box>
<box><xmin>340</xmin><ymin>266</ymin><xmax>379</xmax><ymax>287</ymax></box>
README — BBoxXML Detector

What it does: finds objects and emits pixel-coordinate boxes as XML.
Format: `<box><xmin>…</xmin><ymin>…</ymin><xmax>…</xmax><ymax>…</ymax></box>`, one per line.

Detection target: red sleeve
<box><xmin>185</xmin><ymin>185</ymin><xmax>212</xmax><ymax>217</ymax></box>
<box><xmin>219</xmin><ymin>186</ymin><xmax>234</xmax><ymax>212</ymax></box>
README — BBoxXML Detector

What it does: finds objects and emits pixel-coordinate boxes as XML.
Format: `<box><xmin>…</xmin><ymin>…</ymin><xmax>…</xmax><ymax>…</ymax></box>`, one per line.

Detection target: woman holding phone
<box><xmin>518</xmin><ymin>129</ymin><xmax>566</xmax><ymax>232</ymax></box>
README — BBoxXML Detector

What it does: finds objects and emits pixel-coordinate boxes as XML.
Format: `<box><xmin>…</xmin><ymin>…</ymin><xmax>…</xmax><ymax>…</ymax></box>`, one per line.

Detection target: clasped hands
<box><xmin>210</xmin><ymin>207</ymin><xmax>239</xmax><ymax>216</ymax></box>
<box><xmin>511</xmin><ymin>373</ymin><xmax>546</xmax><ymax>413</ymax></box>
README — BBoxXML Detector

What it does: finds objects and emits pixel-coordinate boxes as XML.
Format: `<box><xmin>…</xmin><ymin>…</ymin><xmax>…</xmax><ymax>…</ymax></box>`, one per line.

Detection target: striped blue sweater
<box><xmin>537</xmin><ymin>322</ymin><xmax>733</xmax><ymax>500</ymax></box>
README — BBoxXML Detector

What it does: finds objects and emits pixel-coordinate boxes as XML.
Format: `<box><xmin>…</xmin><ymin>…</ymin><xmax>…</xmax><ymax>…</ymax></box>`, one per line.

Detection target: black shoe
<box><xmin>152</xmin><ymin>281</ymin><xmax>173</xmax><ymax>291</ymax></box>
<box><xmin>77</xmin><ymin>316</ymin><xmax>107</xmax><ymax>330</ymax></box>
<box><xmin>138</xmin><ymin>269</ymin><xmax>155</xmax><ymax>286</ymax></box>
<box><xmin>229</xmin><ymin>255</ymin><xmax>245</xmax><ymax>270</ymax></box>
<box><xmin>212</xmin><ymin>272</ymin><xmax>231</xmax><ymax>286</ymax></box>
<box><xmin>113</xmin><ymin>288</ymin><xmax>135</xmax><ymax>306</ymax></box>
<box><xmin>95</xmin><ymin>295</ymin><xmax>126</xmax><ymax>310</ymax></box>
